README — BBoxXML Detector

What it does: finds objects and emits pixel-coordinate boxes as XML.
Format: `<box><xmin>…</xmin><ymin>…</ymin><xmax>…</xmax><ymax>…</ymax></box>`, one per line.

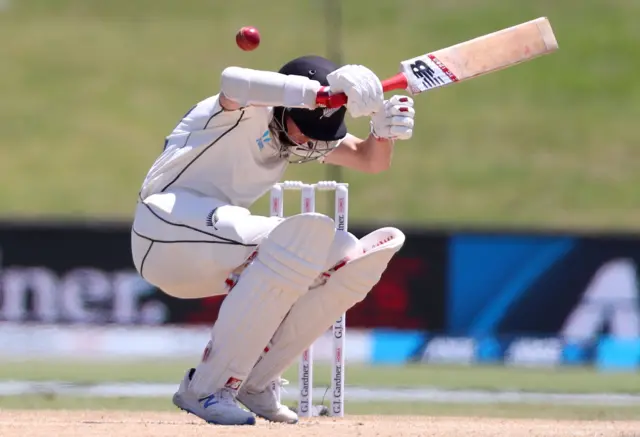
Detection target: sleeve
<box><xmin>164</xmin><ymin>95</ymin><xmax>271</xmax><ymax>152</ymax></box>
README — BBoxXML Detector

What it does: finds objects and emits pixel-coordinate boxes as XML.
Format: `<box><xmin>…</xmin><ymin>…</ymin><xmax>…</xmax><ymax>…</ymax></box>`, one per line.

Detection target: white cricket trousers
<box><xmin>130</xmin><ymin>188</ymin><xmax>281</xmax><ymax>299</ymax></box>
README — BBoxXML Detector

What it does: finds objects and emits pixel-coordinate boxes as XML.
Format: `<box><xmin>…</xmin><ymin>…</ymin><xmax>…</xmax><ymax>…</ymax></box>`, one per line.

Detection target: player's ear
<box><xmin>284</xmin><ymin>114</ymin><xmax>296</xmax><ymax>133</ymax></box>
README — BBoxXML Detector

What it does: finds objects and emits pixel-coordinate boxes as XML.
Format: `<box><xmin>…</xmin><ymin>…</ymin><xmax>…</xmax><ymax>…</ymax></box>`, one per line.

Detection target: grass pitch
<box><xmin>2</xmin><ymin>411</ymin><xmax>640</xmax><ymax>437</ymax></box>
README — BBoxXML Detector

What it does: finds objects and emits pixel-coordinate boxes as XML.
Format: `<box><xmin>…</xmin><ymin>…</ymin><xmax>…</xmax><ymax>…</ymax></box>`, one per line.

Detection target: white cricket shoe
<box><xmin>172</xmin><ymin>368</ymin><xmax>256</xmax><ymax>426</ymax></box>
<box><xmin>237</xmin><ymin>379</ymin><xmax>299</xmax><ymax>424</ymax></box>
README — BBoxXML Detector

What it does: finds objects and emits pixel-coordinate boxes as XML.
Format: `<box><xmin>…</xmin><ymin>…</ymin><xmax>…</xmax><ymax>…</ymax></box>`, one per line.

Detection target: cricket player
<box><xmin>130</xmin><ymin>55</ymin><xmax>414</xmax><ymax>425</ymax></box>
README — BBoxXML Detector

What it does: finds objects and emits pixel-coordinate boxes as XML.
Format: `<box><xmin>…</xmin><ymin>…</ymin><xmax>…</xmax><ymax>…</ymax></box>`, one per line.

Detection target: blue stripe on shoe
<box><xmin>199</xmin><ymin>394</ymin><xmax>218</xmax><ymax>408</ymax></box>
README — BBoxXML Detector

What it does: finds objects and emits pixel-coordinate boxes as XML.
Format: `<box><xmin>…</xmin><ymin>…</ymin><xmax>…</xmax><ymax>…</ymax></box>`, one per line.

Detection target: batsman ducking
<box><xmin>129</xmin><ymin>17</ymin><xmax>558</xmax><ymax>426</ymax></box>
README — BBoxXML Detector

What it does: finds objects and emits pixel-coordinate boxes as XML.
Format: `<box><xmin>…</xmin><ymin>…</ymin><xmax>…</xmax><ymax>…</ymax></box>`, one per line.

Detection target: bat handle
<box><xmin>315</xmin><ymin>73</ymin><xmax>409</xmax><ymax>108</ymax></box>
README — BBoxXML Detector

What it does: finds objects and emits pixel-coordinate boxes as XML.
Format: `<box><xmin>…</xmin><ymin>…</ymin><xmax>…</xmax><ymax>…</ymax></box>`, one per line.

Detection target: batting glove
<box><xmin>326</xmin><ymin>65</ymin><xmax>384</xmax><ymax>118</ymax></box>
<box><xmin>370</xmin><ymin>95</ymin><xmax>415</xmax><ymax>140</ymax></box>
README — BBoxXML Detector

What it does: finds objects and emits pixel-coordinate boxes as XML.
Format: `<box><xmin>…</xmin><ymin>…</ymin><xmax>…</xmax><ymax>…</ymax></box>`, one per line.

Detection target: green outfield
<box><xmin>2</xmin><ymin>360</ymin><xmax>640</xmax><ymax>419</ymax></box>
<box><xmin>1</xmin><ymin>0</ymin><xmax>639</xmax><ymax>229</ymax></box>
<box><xmin>2</xmin><ymin>396</ymin><xmax>639</xmax><ymax>421</ymax></box>
<box><xmin>2</xmin><ymin>360</ymin><xmax>640</xmax><ymax>394</ymax></box>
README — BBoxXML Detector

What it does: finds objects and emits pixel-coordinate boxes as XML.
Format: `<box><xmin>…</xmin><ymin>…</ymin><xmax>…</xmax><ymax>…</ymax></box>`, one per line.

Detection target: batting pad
<box><xmin>243</xmin><ymin>227</ymin><xmax>405</xmax><ymax>392</ymax></box>
<box><xmin>189</xmin><ymin>213</ymin><xmax>335</xmax><ymax>397</ymax></box>
<box><xmin>317</xmin><ymin>230</ymin><xmax>361</xmax><ymax>276</ymax></box>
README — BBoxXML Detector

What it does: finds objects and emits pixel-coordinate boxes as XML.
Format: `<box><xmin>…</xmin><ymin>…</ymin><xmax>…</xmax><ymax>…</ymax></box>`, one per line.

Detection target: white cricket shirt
<box><xmin>139</xmin><ymin>95</ymin><xmax>288</xmax><ymax>208</ymax></box>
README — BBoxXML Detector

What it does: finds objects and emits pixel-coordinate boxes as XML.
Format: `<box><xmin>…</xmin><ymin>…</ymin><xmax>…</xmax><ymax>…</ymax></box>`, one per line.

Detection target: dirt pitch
<box><xmin>1</xmin><ymin>410</ymin><xmax>639</xmax><ymax>437</ymax></box>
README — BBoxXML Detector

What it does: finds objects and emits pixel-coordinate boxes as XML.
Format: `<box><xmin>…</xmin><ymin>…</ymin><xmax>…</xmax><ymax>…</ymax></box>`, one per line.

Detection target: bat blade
<box><xmin>315</xmin><ymin>17</ymin><xmax>558</xmax><ymax>108</ymax></box>
<box><xmin>401</xmin><ymin>17</ymin><xmax>559</xmax><ymax>95</ymax></box>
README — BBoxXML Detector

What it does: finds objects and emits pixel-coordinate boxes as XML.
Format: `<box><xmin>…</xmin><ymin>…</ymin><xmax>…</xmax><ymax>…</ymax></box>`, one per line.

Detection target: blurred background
<box><xmin>1</xmin><ymin>0</ymin><xmax>639</xmax><ymax>418</ymax></box>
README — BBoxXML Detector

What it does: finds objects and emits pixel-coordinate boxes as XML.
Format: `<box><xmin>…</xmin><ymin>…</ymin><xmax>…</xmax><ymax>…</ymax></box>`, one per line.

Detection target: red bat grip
<box><xmin>315</xmin><ymin>73</ymin><xmax>409</xmax><ymax>108</ymax></box>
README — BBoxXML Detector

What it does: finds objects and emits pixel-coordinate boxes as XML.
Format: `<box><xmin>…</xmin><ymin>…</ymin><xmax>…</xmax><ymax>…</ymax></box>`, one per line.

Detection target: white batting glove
<box><xmin>326</xmin><ymin>65</ymin><xmax>384</xmax><ymax>118</ymax></box>
<box><xmin>370</xmin><ymin>95</ymin><xmax>415</xmax><ymax>140</ymax></box>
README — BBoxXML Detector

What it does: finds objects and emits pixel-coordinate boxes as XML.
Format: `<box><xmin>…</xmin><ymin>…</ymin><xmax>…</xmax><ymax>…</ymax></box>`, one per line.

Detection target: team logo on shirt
<box><xmin>256</xmin><ymin>130</ymin><xmax>271</xmax><ymax>150</ymax></box>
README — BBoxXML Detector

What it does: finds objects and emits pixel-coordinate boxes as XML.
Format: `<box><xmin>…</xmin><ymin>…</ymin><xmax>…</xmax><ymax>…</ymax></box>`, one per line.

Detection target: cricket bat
<box><xmin>315</xmin><ymin>17</ymin><xmax>559</xmax><ymax>108</ymax></box>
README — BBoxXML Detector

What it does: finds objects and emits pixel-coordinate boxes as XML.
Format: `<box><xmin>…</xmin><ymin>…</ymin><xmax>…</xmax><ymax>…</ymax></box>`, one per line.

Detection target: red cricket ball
<box><xmin>236</xmin><ymin>26</ymin><xmax>260</xmax><ymax>51</ymax></box>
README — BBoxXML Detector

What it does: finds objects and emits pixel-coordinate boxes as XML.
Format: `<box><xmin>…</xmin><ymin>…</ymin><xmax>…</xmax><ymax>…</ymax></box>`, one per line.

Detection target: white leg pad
<box><xmin>310</xmin><ymin>230</ymin><xmax>361</xmax><ymax>289</ymax></box>
<box><xmin>243</xmin><ymin>227</ymin><xmax>405</xmax><ymax>391</ymax></box>
<box><xmin>189</xmin><ymin>213</ymin><xmax>336</xmax><ymax>397</ymax></box>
